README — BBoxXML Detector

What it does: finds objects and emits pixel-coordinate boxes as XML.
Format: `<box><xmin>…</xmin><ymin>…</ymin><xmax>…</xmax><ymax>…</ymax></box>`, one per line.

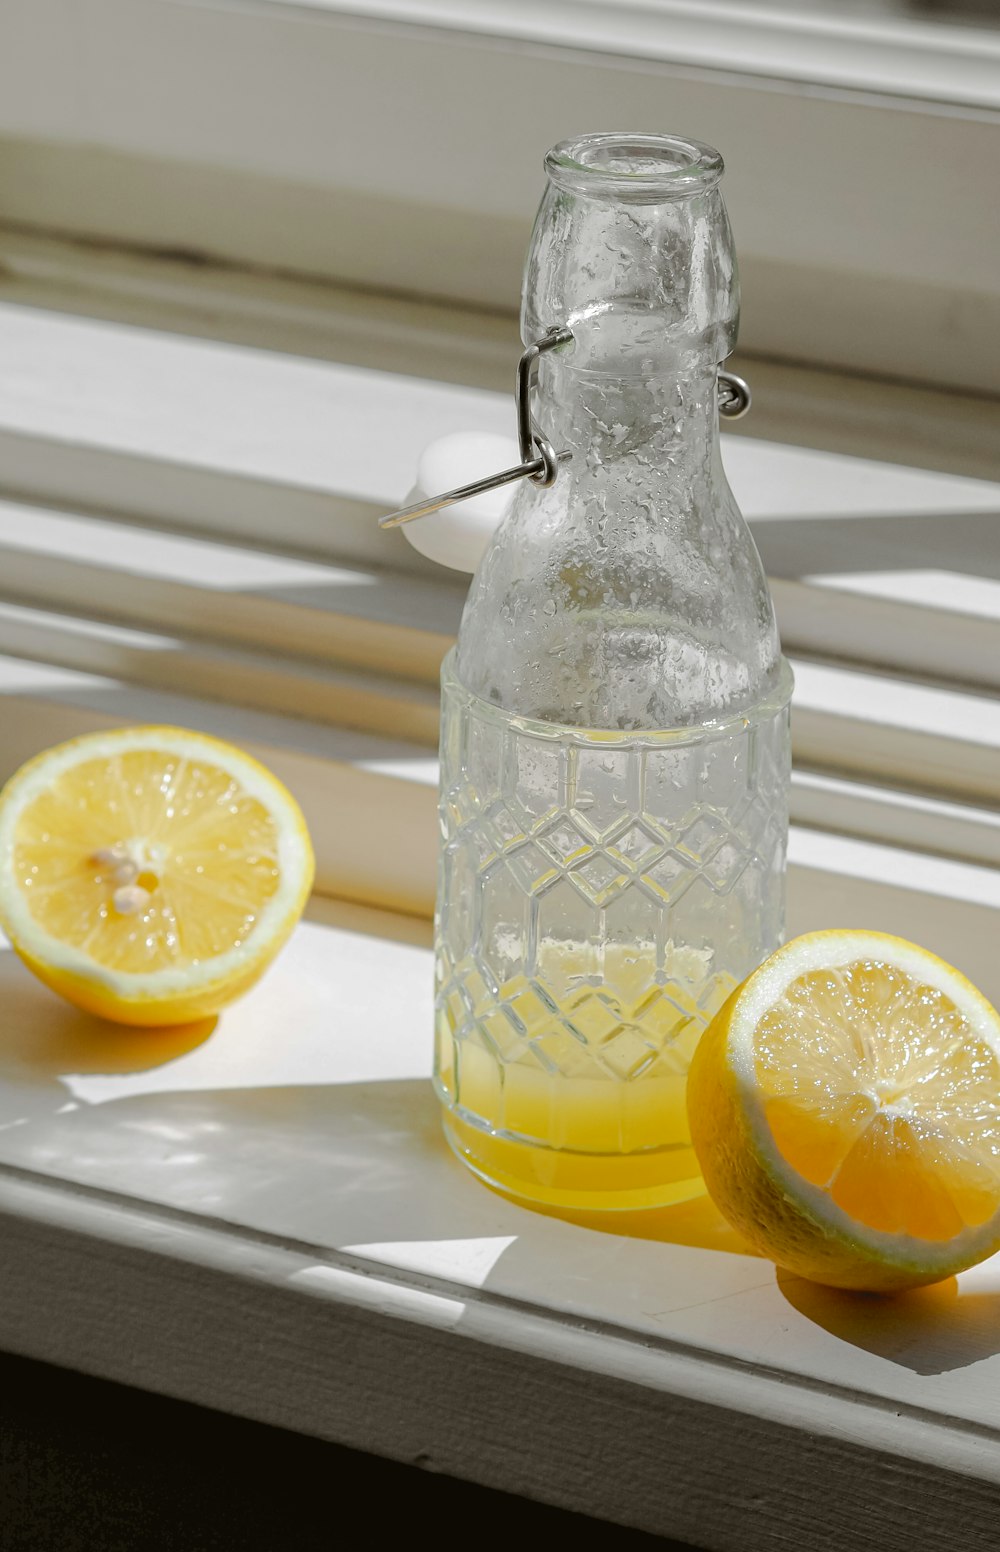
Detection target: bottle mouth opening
<box><xmin>545</xmin><ymin>132</ymin><xmax>723</xmax><ymax>201</ymax></box>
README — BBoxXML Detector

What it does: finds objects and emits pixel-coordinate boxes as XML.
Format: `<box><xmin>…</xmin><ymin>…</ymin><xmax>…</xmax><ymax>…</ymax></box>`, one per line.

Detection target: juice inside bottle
<box><xmin>431</xmin><ymin>133</ymin><xmax>792</xmax><ymax>1211</ymax></box>
<box><xmin>437</xmin><ymin>943</ymin><xmax>735</xmax><ymax>1211</ymax></box>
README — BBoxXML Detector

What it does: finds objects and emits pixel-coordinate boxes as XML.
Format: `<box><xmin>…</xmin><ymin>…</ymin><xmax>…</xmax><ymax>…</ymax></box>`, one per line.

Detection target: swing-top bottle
<box><xmin>434</xmin><ymin>132</ymin><xmax>793</xmax><ymax>1211</ymax></box>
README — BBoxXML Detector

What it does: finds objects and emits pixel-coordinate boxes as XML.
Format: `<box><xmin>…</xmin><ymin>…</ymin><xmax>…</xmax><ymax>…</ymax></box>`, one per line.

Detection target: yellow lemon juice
<box><xmin>436</xmin><ymin>943</ymin><xmax>733</xmax><ymax>1211</ymax></box>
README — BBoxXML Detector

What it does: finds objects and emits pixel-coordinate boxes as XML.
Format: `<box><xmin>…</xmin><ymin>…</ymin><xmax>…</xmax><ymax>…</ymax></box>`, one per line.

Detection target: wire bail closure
<box><xmin>379</xmin><ymin>330</ymin><xmax>751</xmax><ymax>530</ymax></box>
<box><xmin>717</xmin><ymin>369</ymin><xmax>751</xmax><ymax>420</ymax></box>
<box><xmin>379</xmin><ymin>327</ymin><xmax>573</xmax><ymax>530</ymax></box>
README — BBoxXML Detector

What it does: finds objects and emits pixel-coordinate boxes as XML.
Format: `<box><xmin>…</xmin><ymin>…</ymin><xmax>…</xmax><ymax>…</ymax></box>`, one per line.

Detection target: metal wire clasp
<box><xmin>379</xmin><ymin>333</ymin><xmax>752</xmax><ymax>529</ymax></box>
<box><xmin>718</xmin><ymin>369</ymin><xmax>751</xmax><ymax>419</ymax></box>
<box><xmin>379</xmin><ymin>326</ymin><xmax>574</xmax><ymax>529</ymax></box>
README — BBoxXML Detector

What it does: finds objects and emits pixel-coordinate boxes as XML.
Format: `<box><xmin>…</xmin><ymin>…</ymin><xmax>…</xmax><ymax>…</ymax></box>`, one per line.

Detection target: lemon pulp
<box><xmin>14</xmin><ymin>749</ymin><xmax>282</xmax><ymax>973</ymax></box>
<box><xmin>0</xmin><ymin>727</ymin><xmax>314</xmax><ymax>1024</ymax></box>
<box><xmin>755</xmin><ymin>958</ymin><xmax>1000</xmax><ymax>1242</ymax></box>
<box><xmin>687</xmin><ymin>930</ymin><xmax>1000</xmax><ymax>1290</ymax></box>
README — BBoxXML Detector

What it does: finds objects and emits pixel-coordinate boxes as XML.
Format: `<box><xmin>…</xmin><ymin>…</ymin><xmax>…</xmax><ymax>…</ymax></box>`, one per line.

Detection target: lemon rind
<box><xmin>0</xmin><ymin>726</ymin><xmax>314</xmax><ymax>997</ymax></box>
<box><xmin>723</xmin><ymin>930</ymin><xmax>1000</xmax><ymax>1278</ymax></box>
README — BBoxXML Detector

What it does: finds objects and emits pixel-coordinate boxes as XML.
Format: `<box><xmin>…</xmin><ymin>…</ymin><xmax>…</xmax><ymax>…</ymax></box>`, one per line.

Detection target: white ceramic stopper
<box><xmin>400</xmin><ymin>431</ymin><xmax>519</xmax><ymax>573</ymax></box>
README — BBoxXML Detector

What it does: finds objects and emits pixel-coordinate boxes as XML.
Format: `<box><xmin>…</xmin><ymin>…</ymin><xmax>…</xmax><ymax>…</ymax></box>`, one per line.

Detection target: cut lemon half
<box><xmin>0</xmin><ymin>726</ymin><xmax>314</xmax><ymax>1026</ymax></box>
<box><xmin>687</xmin><ymin>931</ymin><xmax>1000</xmax><ymax>1291</ymax></box>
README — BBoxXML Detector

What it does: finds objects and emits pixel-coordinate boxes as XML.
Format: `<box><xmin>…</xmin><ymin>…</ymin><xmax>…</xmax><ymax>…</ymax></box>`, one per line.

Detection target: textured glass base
<box><xmin>441</xmin><ymin>1106</ymin><xmax>705</xmax><ymax>1213</ymax></box>
<box><xmin>434</xmin><ymin>649</ymin><xmax>792</xmax><ymax>1213</ymax></box>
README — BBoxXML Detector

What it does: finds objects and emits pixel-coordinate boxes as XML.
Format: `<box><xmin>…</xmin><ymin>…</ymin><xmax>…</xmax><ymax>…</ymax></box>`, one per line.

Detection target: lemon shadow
<box><xmin>777</xmin><ymin>1268</ymin><xmax>1000</xmax><ymax>1375</ymax></box>
<box><xmin>0</xmin><ymin>945</ymin><xmax>216</xmax><ymax>1128</ymax></box>
<box><xmin>0</xmin><ymin>1002</ymin><xmax>218</xmax><ymax>1076</ymax></box>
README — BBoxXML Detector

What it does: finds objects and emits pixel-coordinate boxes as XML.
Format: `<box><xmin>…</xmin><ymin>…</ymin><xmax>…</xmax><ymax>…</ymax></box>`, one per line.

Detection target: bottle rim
<box><xmin>545</xmin><ymin>132</ymin><xmax>724</xmax><ymax>201</ymax></box>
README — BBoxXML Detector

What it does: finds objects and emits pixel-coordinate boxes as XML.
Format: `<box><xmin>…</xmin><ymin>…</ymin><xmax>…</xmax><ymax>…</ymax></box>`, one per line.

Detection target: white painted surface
<box><xmin>789</xmin><ymin>669</ymin><xmax>1000</xmax><ymax>806</ymax></box>
<box><xmin>792</xmin><ymin>660</ymin><xmax>1000</xmax><ymax>749</ymax></box>
<box><xmin>4</xmin><ymin>302</ymin><xmax>996</xmax><ymax>528</ymax></box>
<box><xmin>787</xmin><ymin>828</ymin><xmax>1000</xmax><ymax>911</ymax></box>
<box><xmin>789</xmin><ymin>770</ymin><xmax>1000</xmax><ymax>872</ymax></box>
<box><xmin>0</xmin><ymin>655</ymin><xmax>439</xmax><ymax>915</ymax></box>
<box><xmin>0</xmin><ymin>493</ymin><xmax>464</xmax><ymax>689</ymax></box>
<box><xmin>1</xmin><ymin>229</ymin><xmax>995</xmax><ymax>481</ymax></box>
<box><xmin>0</xmin><ymin>638</ymin><xmax>997</xmax><ymax>1535</ymax></box>
<box><xmin>807</xmin><ymin>572</ymin><xmax>1000</xmax><ymax>622</ymax></box>
<box><xmin>0</xmin><ymin>653</ymin><xmax>436</xmax><ymax>781</ymax></box>
<box><xmin>257</xmin><ymin>0</ymin><xmax>1000</xmax><ymax>107</ymax></box>
<box><xmin>0</xmin><ymin>600</ymin><xmax>442</xmax><ymax>746</ymax></box>
<box><xmin>0</xmin><ymin>304</ymin><xmax>507</xmax><ymax>510</ymax></box>
<box><xmin>3</xmin><ymin>0</ymin><xmax>999</xmax><ymax>388</ymax></box>
<box><xmin>1</xmin><ymin>635</ymin><xmax>998</xmax><ymax>929</ymax></box>
<box><xmin>0</xmin><ymin>886</ymin><xmax>998</xmax><ymax>1454</ymax></box>
<box><xmin>2</xmin><ymin>301</ymin><xmax>998</xmax><ymax>700</ymax></box>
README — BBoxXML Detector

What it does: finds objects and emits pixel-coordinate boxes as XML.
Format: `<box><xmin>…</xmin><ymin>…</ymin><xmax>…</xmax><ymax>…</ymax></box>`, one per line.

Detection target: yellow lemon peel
<box><xmin>0</xmin><ymin>726</ymin><xmax>314</xmax><ymax>1026</ymax></box>
<box><xmin>687</xmin><ymin>930</ymin><xmax>1000</xmax><ymax>1291</ymax></box>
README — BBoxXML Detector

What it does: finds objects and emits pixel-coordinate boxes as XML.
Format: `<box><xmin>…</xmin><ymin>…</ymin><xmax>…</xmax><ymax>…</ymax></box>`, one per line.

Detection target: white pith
<box><xmin>727</xmin><ymin>931</ymin><xmax>1000</xmax><ymax>1269</ymax></box>
<box><xmin>0</xmin><ymin>727</ymin><xmax>311</xmax><ymax>998</ymax></box>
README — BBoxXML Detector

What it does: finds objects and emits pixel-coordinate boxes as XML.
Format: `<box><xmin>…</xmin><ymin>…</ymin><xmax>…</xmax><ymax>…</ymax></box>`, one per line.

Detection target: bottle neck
<box><xmin>537</xmin><ymin>353</ymin><xmax>720</xmax><ymax>479</ymax></box>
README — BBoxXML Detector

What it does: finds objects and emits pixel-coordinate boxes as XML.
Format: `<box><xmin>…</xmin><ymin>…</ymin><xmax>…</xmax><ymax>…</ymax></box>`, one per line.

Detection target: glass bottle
<box><xmin>434</xmin><ymin>133</ymin><xmax>793</xmax><ymax>1212</ymax></box>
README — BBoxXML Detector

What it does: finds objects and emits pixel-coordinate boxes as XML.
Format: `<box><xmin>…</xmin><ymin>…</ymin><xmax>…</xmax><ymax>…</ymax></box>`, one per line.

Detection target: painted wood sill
<box><xmin>1</xmin><ymin>885</ymin><xmax>999</xmax><ymax>1550</ymax></box>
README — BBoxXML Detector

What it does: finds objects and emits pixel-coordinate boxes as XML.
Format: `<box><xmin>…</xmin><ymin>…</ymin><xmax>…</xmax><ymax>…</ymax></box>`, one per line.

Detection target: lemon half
<box><xmin>687</xmin><ymin>930</ymin><xmax>1000</xmax><ymax>1291</ymax></box>
<box><xmin>0</xmin><ymin>726</ymin><xmax>314</xmax><ymax>1026</ymax></box>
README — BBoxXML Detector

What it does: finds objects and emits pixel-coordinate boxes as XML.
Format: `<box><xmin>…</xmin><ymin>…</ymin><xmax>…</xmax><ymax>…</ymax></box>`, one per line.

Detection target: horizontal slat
<box><xmin>239</xmin><ymin>0</ymin><xmax>1000</xmax><ymax>108</ymax></box>
<box><xmin>2</xmin><ymin>302</ymin><xmax>997</xmax><ymax>697</ymax></box>
<box><xmin>0</xmin><ymin>300</ymin><xmax>507</xmax><ymax>571</ymax></box>
<box><xmin>789</xmin><ymin>770</ymin><xmax>1000</xmax><ymax>874</ymax></box>
<box><xmin>769</xmin><ymin>578</ymin><xmax>1000</xmax><ymax>694</ymax></box>
<box><xmin>3</xmin><ymin>620</ymin><xmax>999</xmax><ymax>882</ymax></box>
<box><xmin>788</xmin><ymin>826</ymin><xmax>1000</xmax><ymax>914</ymax></box>
<box><xmin>0</xmin><ymin>280</ymin><xmax>996</xmax><ymax>836</ymax></box>
<box><xmin>791</xmin><ymin>660</ymin><xmax>1000</xmax><ymax>809</ymax></box>
<box><xmin>0</xmin><ymin>601</ymin><xmax>440</xmax><ymax>745</ymax></box>
<box><xmin>0</xmin><ymin>495</ymin><xmax>463</xmax><ymax>684</ymax></box>
<box><xmin>5</xmin><ymin>600</ymin><xmax>1000</xmax><ymax>816</ymax></box>
<box><xmin>3</xmin><ymin>229</ymin><xmax>998</xmax><ymax>483</ymax></box>
<box><xmin>3</xmin><ymin>485</ymin><xmax>997</xmax><ymax>703</ymax></box>
<box><xmin>0</xmin><ymin>496</ymin><xmax>998</xmax><ymax>810</ymax></box>
<box><xmin>0</xmin><ymin>655</ymin><xmax>437</xmax><ymax>916</ymax></box>
<box><xmin>0</xmin><ymin>228</ymin><xmax>520</xmax><ymax>394</ymax></box>
<box><xmin>3</xmin><ymin>654</ymin><xmax>1000</xmax><ymax>936</ymax></box>
<box><xmin>4</xmin><ymin>300</ymin><xmax>998</xmax><ymax>544</ymax></box>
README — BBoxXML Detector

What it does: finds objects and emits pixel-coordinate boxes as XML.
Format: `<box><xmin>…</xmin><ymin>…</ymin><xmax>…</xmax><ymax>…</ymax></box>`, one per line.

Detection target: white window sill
<box><xmin>1</xmin><ymin>884</ymin><xmax>999</xmax><ymax>1545</ymax></box>
<box><xmin>0</xmin><ymin>227</ymin><xmax>997</xmax><ymax>1539</ymax></box>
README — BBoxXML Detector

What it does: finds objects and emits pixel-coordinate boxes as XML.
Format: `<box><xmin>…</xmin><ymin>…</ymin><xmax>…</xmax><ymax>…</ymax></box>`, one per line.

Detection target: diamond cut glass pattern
<box><xmin>435</xmin><ymin>651</ymin><xmax>793</xmax><ymax>1208</ymax></box>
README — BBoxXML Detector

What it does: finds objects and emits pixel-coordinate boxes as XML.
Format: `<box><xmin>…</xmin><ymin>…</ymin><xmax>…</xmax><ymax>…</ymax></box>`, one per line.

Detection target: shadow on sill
<box><xmin>0</xmin><ymin>940</ymin><xmax>998</xmax><ymax>1388</ymax></box>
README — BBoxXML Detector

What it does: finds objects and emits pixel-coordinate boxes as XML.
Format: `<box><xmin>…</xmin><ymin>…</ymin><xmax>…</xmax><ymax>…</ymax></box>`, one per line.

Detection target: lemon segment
<box><xmin>687</xmin><ymin>931</ymin><xmax>1000</xmax><ymax>1291</ymax></box>
<box><xmin>0</xmin><ymin>727</ymin><xmax>314</xmax><ymax>1026</ymax></box>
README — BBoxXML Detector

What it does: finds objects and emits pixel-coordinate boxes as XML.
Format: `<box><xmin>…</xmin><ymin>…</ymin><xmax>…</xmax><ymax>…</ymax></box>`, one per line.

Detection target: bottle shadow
<box><xmin>8</xmin><ymin>1011</ymin><xmax>1000</xmax><ymax>1391</ymax></box>
<box><xmin>776</xmin><ymin>1267</ymin><xmax>1000</xmax><ymax>1376</ymax></box>
<box><xmin>493</xmin><ymin>1189</ymin><xmax>759</xmax><ymax>1257</ymax></box>
<box><xmin>2</xmin><ymin>942</ymin><xmax>996</xmax><ymax>1383</ymax></box>
<box><xmin>0</xmin><ymin>946</ymin><xmax>748</xmax><ymax>1258</ymax></box>
<box><xmin>0</xmin><ymin>956</ymin><xmax>754</xmax><ymax>1268</ymax></box>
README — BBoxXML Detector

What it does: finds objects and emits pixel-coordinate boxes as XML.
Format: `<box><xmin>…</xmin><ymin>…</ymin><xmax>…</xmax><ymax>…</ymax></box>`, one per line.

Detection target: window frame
<box><xmin>2</xmin><ymin>0</ymin><xmax>999</xmax><ymax>392</ymax></box>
